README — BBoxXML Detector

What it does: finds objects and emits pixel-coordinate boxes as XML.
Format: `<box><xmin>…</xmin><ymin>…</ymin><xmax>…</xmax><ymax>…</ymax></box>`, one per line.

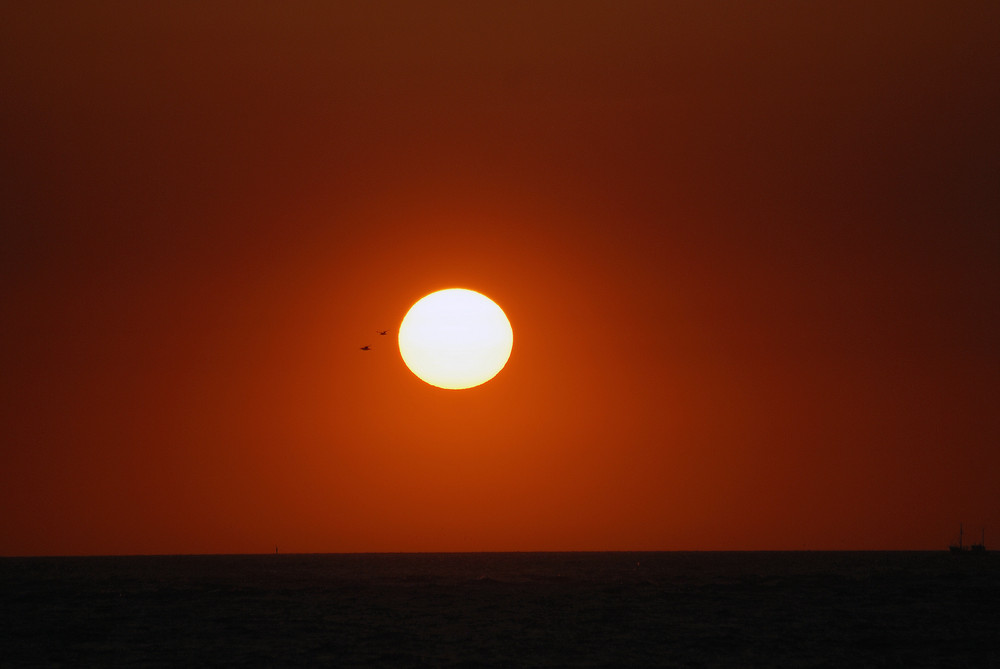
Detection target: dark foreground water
<box><xmin>2</xmin><ymin>552</ymin><xmax>997</xmax><ymax>667</ymax></box>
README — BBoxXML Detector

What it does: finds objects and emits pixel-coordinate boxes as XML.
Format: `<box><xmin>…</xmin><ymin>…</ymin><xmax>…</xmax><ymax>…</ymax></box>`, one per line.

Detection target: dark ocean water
<box><xmin>1</xmin><ymin>552</ymin><xmax>997</xmax><ymax>667</ymax></box>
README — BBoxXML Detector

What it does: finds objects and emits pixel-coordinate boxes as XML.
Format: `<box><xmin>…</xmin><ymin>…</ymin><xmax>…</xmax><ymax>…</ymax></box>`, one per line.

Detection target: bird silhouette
<box><xmin>360</xmin><ymin>345</ymin><xmax>371</xmax><ymax>351</ymax></box>
<box><xmin>377</xmin><ymin>330</ymin><xmax>387</xmax><ymax>335</ymax></box>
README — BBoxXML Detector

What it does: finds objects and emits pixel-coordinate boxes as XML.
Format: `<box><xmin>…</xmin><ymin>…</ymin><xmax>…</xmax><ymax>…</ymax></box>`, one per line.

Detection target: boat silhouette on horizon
<box><xmin>949</xmin><ymin>524</ymin><xmax>987</xmax><ymax>553</ymax></box>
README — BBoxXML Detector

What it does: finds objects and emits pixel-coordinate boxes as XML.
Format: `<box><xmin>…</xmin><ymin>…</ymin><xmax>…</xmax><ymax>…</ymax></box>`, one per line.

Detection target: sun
<box><xmin>398</xmin><ymin>288</ymin><xmax>513</xmax><ymax>390</ymax></box>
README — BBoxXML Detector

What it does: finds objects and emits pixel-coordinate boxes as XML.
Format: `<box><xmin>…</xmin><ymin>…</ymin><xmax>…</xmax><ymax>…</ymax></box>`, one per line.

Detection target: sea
<box><xmin>1</xmin><ymin>551</ymin><xmax>997</xmax><ymax>667</ymax></box>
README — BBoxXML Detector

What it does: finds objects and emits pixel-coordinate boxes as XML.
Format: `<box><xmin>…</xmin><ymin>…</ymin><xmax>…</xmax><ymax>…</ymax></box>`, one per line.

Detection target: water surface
<box><xmin>2</xmin><ymin>552</ymin><xmax>997</xmax><ymax>666</ymax></box>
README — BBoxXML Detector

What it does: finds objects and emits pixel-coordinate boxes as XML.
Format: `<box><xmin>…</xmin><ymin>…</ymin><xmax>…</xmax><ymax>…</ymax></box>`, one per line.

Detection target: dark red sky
<box><xmin>2</xmin><ymin>2</ymin><xmax>998</xmax><ymax>555</ymax></box>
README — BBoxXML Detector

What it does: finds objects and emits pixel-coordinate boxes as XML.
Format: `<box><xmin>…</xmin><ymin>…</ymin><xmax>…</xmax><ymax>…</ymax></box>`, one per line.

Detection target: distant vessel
<box><xmin>950</xmin><ymin>524</ymin><xmax>988</xmax><ymax>553</ymax></box>
<box><xmin>949</xmin><ymin>524</ymin><xmax>965</xmax><ymax>553</ymax></box>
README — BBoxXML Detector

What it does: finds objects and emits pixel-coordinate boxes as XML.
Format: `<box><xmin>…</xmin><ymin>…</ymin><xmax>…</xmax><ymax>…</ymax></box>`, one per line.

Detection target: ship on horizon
<box><xmin>949</xmin><ymin>524</ymin><xmax>987</xmax><ymax>553</ymax></box>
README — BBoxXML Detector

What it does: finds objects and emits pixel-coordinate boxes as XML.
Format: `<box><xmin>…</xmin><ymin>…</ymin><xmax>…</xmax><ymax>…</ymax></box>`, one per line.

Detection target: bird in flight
<box><xmin>360</xmin><ymin>345</ymin><xmax>371</xmax><ymax>351</ymax></box>
<box><xmin>377</xmin><ymin>330</ymin><xmax>387</xmax><ymax>335</ymax></box>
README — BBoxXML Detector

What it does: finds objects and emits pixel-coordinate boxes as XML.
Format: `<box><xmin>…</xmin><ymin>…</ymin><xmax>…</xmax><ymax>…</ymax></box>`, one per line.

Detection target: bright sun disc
<box><xmin>398</xmin><ymin>288</ymin><xmax>513</xmax><ymax>390</ymax></box>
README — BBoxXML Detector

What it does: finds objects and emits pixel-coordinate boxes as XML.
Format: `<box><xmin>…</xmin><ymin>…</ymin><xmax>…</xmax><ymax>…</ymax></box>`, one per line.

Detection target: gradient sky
<box><xmin>2</xmin><ymin>2</ymin><xmax>998</xmax><ymax>555</ymax></box>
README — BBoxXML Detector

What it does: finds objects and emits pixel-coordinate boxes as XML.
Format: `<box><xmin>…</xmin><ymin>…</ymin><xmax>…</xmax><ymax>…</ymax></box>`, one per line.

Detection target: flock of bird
<box><xmin>360</xmin><ymin>330</ymin><xmax>388</xmax><ymax>351</ymax></box>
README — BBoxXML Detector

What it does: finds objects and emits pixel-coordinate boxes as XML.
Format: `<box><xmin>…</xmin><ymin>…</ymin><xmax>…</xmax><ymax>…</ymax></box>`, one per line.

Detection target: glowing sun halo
<box><xmin>398</xmin><ymin>289</ymin><xmax>513</xmax><ymax>390</ymax></box>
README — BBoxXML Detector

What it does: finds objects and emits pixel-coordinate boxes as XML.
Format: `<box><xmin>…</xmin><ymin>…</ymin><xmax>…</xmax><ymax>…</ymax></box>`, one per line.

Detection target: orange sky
<box><xmin>2</xmin><ymin>2</ymin><xmax>998</xmax><ymax>555</ymax></box>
